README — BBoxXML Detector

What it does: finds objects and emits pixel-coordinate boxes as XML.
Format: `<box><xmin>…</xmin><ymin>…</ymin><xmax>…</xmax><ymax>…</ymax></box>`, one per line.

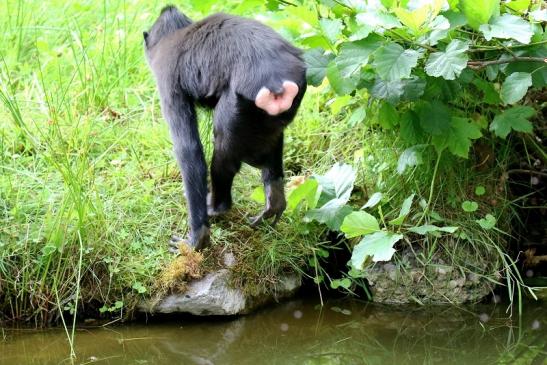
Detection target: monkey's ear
<box><xmin>143</xmin><ymin>31</ymin><xmax>149</xmax><ymax>40</ymax></box>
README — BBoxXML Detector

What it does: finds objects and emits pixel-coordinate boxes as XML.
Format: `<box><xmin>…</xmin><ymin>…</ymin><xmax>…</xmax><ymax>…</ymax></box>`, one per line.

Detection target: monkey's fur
<box><xmin>144</xmin><ymin>6</ymin><xmax>307</xmax><ymax>250</ymax></box>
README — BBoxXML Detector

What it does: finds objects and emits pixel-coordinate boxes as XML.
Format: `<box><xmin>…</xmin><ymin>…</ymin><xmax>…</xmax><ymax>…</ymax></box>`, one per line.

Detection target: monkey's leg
<box><xmin>161</xmin><ymin>92</ymin><xmax>209</xmax><ymax>252</ymax></box>
<box><xmin>208</xmin><ymin>95</ymin><xmax>242</xmax><ymax>216</ymax></box>
<box><xmin>208</xmin><ymin>150</ymin><xmax>241</xmax><ymax>216</ymax></box>
<box><xmin>251</xmin><ymin>134</ymin><xmax>286</xmax><ymax>227</ymax></box>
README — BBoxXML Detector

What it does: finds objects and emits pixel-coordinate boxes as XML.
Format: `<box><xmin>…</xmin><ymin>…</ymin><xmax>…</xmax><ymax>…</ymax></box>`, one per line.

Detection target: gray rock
<box><xmin>139</xmin><ymin>269</ymin><xmax>301</xmax><ymax>316</ymax></box>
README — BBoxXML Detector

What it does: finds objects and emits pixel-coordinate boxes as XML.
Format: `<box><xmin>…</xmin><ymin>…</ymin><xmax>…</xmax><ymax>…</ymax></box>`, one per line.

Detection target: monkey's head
<box><xmin>143</xmin><ymin>5</ymin><xmax>192</xmax><ymax>51</ymax></box>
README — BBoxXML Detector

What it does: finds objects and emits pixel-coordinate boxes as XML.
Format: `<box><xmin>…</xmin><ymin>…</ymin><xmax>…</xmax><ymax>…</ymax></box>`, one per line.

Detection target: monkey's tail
<box><xmin>254</xmin><ymin>80</ymin><xmax>299</xmax><ymax>116</ymax></box>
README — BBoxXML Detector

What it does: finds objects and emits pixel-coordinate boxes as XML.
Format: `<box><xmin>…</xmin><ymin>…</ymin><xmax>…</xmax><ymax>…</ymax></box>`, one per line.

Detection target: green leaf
<box><xmin>373</xmin><ymin>43</ymin><xmax>420</xmax><ymax>81</ymax></box>
<box><xmin>416</xmin><ymin>100</ymin><xmax>452</xmax><ymax>135</ymax></box>
<box><xmin>446</xmin><ymin>117</ymin><xmax>482</xmax><ymax>158</ymax></box>
<box><xmin>303</xmin><ymin>48</ymin><xmax>335</xmax><ymax>87</ymax></box>
<box><xmin>320</xmin><ymin>18</ymin><xmax>344</xmax><ymax>44</ymax></box>
<box><xmin>400</xmin><ymin>111</ymin><xmax>425</xmax><ymax>144</ymax></box>
<box><xmin>132</xmin><ymin>282</ymin><xmax>147</xmax><ymax>294</ymax></box>
<box><xmin>370</xmin><ymin>78</ymin><xmax>405</xmax><ymax>104</ymax></box>
<box><xmin>425</xmin><ymin>40</ymin><xmax>469</xmax><ymax>80</ymax></box>
<box><xmin>397</xmin><ymin>146</ymin><xmax>425</xmax><ymax>174</ymax></box>
<box><xmin>350</xmin><ymin>231</ymin><xmax>403</xmax><ymax>267</ymax></box>
<box><xmin>459</xmin><ymin>0</ymin><xmax>498</xmax><ymax>30</ymax></box>
<box><xmin>490</xmin><ymin>106</ymin><xmax>535</xmax><ymax>139</ymax></box>
<box><xmin>500</xmin><ymin>72</ymin><xmax>532</xmax><ymax>105</ymax></box>
<box><xmin>305</xmin><ymin>198</ymin><xmax>353</xmax><ymax>231</ymax></box>
<box><xmin>389</xmin><ymin>194</ymin><xmax>415</xmax><ymax>226</ymax></box>
<box><xmin>506</xmin><ymin>0</ymin><xmax>531</xmax><ymax>13</ymax></box>
<box><xmin>287</xmin><ymin>179</ymin><xmax>319</xmax><ymax>211</ymax></box>
<box><xmin>314</xmin><ymin>163</ymin><xmax>357</xmax><ymax>203</ymax></box>
<box><xmin>461</xmin><ymin>200</ymin><xmax>479</xmax><ymax>212</ymax></box>
<box><xmin>330</xmin><ymin>278</ymin><xmax>352</xmax><ymax>289</ymax></box>
<box><xmin>336</xmin><ymin>35</ymin><xmax>383</xmax><ymax>78</ymax></box>
<box><xmin>476</xmin><ymin>214</ymin><xmax>496</xmax><ymax>229</ymax></box>
<box><xmin>378</xmin><ymin>102</ymin><xmax>399</xmax><ymax>129</ymax></box>
<box><xmin>475</xmin><ymin>186</ymin><xmax>486</xmax><ymax>196</ymax></box>
<box><xmin>362</xmin><ymin>192</ymin><xmax>383</xmax><ymax>209</ymax></box>
<box><xmin>408</xmin><ymin>224</ymin><xmax>459</xmax><ymax>235</ymax></box>
<box><xmin>250</xmin><ymin>186</ymin><xmax>265</xmax><ymax>204</ymax></box>
<box><xmin>347</xmin><ymin>106</ymin><xmax>367</xmax><ymax>127</ymax></box>
<box><xmin>356</xmin><ymin>10</ymin><xmax>401</xmax><ymax>30</ymax></box>
<box><xmin>530</xmin><ymin>9</ymin><xmax>547</xmax><ymax>22</ymax></box>
<box><xmin>479</xmin><ymin>14</ymin><xmax>533</xmax><ymax>44</ymax></box>
<box><xmin>327</xmin><ymin>62</ymin><xmax>358</xmax><ymax>95</ymax></box>
<box><xmin>401</xmin><ymin>77</ymin><xmax>427</xmax><ymax>101</ymax></box>
<box><xmin>340</xmin><ymin>211</ymin><xmax>380</xmax><ymax>238</ymax></box>
<box><xmin>394</xmin><ymin>6</ymin><xmax>429</xmax><ymax>33</ymax></box>
<box><xmin>329</xmin><ymin>95</ymin><xmax>353</xmax><ymax>114</ymax></box>
<box><xmin>472</xmin><ymin>78</ymin><xmax>501</xmax><ymax>104</ymax></box>
<box><xmin>425</xmin><ymin>15</ymin><xmax>450</xmax><ymax>46</ymax></box>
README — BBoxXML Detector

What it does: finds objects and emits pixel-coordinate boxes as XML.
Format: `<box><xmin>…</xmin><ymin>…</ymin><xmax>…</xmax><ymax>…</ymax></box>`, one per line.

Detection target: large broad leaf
<box><xmin>479</xmin><ymin>14</ymin><xmax>533</xmax><ymax>44</ymax></box>
<box><xmin>340</xmin><ymin>211</ymin><xmax>380</xmax><ymax>238</ymax></box>
<box><xmin>408</xmin><ymin>225</ymin><xmax>459</xmax><ymax>235</ymax></box>
<box><xmin>394</xmin><ymin>6</ymin><xmax>429</xmax><ymax>33</ymax></box>
<box><xmin>489</xmin><ymin>106</ymin><xmax>535</xmax><ymax>139</ymax></box>
<box><xmin>314</xmin><ymin>163</ymin><xmax>357</xmax><ymax>203</ymax></box>
<box><xmin>320</xmin><ymin>18</ymin><xmax>344</xmax><ymax>44</ymax></box>
<box><xmin>350</xmin><ymin>231</ymin><xmax>403</xmax><ymax>268</ymax></box>
<box><xmin>389</xmin><ymin>194</ymin><xmax>415</xmax><ymax>226</ymax></box>
<box><xmin>370</xmin><ymin>78</ymin><xmax>405</xmax><ymax>104</ymax></box>
<box><xmin>473</xmin><ymin>78</ymin><xmax>501</xmax><ymax>104</ymax></box>
<box><xmin>500</xmin><ymin>72</ymin><xmax>532</xmax><ymax>105</ymax></box>
<box><xmin>303</xmin><ymin>48</ymin><xmax>334</xmax><ymax>86</ymax></box>
<box><xmin>378</xmin><ymin>102</ymin><xmax>399</xmax><ymax>129</ymax></box>
<box><xmin>424</xmin><ymin>15</ymin><xmax>450</xmax><ymax>46</ymax></box>
<box><xmin>336</xmin><ymin>35</ymin><xmax>383</xmax><ymax>78</ymax></box>
<box><xmin>446</xmin><ymin>117</ymin><xmax>482</xmax><ymax>158</ymax></box>
<box><xmin>356</xmin><ymin>10</ymin><xmax>401</xmax><ymax>30</ymax></box>
<box><xmin>425</xmin><ymin>40</ymin><xmax>469</xmax><ymax>80</ymax></box>
<box><xmin>305</xmin><ymin>198</ymin><xmax>353</xmax><ymax>231</ymax></box>
<box><xmin>459</xmin><ymin>0</ymin><xmax>499</xmax><ymax>30</ymax></box>
<box><xmin>373</xmin><ymin>43</ymin><xmax>420</xmax><ymax>81</ymax></box>
<box><xmin>530</xmin><ymin>9</ymin><xmax>547</xmax><ymax>22</ymax></box>
<box><xmin>362</xmin><ymin>192</ymin><xmax>383</xmax><ymax>209</ymax></box>
<box><xmin>416</xmin><ymin>100</ymin><xmax>452</xmax><ymax>135</ymax></box>
<box><xmin>397</xmin><ymin>145</ymin><xmax>426</xmax><ymax>174</ymax></box>
<box><xmin>287</xmin><ymin>179</ymin><xmax>320</xmax><ymax>212</ymax></box>
<box><xmin>327</xmin><ymin>62</ymin><xmax>358</xmax><ymax>95</ymax></box>
<box><xmin>401</xmin><ymin>76</ymin><xmax>427</xmax><ymax>101</ymax></box>
<box><xmin>399</xmin><ymin>110</ymin><xmax>425</xmax><ymax>144</ymax></box>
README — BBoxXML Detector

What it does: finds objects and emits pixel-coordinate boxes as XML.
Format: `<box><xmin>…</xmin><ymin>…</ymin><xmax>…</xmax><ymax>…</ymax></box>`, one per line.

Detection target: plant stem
<box><xmin>418</xmin><ymin>151</ymin><xmax>442</xmax><ymax>226</ymax></box>
<box><xmin>467</xmin><ymin>57</ymin><xmax>546</xmax><ymax>69</ymax></box>
<box><xmin>469</xmin><ymin>40</ymin><xmax>547</xmax><ymax>52</ymax></box>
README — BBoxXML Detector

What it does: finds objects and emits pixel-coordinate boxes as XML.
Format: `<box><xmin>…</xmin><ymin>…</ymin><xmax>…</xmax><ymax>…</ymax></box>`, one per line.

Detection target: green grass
<box><xmin>0</xmin><ymin>0</ymin><xmax>334</xmax><ymax>324</ymax></box>
<box><xmin>0</xmin><ymin>0</ymin><xmax>526</xmax><ymax>331</ymax></box>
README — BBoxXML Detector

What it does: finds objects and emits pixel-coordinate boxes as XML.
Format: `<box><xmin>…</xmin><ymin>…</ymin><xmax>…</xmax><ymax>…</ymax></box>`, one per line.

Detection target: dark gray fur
<box><xmin>144</xmin><ymin>6</ymin><xmax>307</xmax><ymax>250</ymax></box>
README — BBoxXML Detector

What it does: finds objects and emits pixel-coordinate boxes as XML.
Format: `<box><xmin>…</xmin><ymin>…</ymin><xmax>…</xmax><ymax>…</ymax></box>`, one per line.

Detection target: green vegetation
<box><xmin>0</xmin><ymin>0</ymin><xmax>545</xmax><ymax>332</ymax></box>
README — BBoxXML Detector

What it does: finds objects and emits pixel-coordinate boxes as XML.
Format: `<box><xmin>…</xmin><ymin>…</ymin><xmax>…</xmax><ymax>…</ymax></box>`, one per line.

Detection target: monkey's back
<box><xmin>160</xmin><ymin>13</ymin><xmax>306</xmax><ymax>103</ymax></box>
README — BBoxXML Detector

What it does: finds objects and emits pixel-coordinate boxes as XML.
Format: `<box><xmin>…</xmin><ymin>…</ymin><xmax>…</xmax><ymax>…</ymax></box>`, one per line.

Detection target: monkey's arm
<box><xmin>160</xmin><ymin>88</ymin><xmax>210</xmax><ymax>250</ymax></box>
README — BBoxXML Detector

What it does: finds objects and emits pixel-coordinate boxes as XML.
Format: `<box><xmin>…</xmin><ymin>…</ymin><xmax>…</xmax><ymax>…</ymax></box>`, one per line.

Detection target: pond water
<box><xmin>1</xmin><ymin>298</ymin><xmax>546</xmax><ymax>365</ymax></box>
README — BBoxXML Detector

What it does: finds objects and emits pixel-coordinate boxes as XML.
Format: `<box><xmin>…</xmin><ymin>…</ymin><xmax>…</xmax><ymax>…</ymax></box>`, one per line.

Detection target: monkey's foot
<box><xmin>250</xmin><ymin>209</ymin><xmax>283</xmax><ymax>228</ymax></box>
<box><xmin>169</xmin><ymin>227</ymin><xmax>210</xmax><ymax>253</ymax></box>
<box><xmin>207</xmin><ymin>193</ymin><xmax>231</xmax><ymax>217</ymax></box>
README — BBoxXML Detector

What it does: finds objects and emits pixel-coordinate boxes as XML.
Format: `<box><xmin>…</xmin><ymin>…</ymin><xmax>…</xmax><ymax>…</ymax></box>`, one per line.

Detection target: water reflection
<box><xmin>1</xmin><ymin>298</ymin><xmax>546</xmax><ymax>365</ymax></box>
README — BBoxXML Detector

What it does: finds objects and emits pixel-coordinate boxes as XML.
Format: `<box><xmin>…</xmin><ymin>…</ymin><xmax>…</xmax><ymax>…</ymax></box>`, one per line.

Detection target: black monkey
<box><xmin>144</xmin><ymin>6</ymin><xmax>307</xmax><ymax>251</ymax></box>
